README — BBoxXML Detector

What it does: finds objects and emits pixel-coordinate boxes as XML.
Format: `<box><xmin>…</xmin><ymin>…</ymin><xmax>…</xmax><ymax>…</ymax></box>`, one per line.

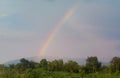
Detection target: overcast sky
<box><xmin>0</xmin><ymin>0</ymin><xmax>120</xmax><ymax>63</ymax></box>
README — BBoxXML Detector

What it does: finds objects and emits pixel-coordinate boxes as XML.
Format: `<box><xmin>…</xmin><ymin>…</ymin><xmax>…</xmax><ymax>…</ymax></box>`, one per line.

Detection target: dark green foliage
<box><xmin>15</xmin><ymin>58</ymin><xmax>35</xmax><ymax>72</ymax></box>
<box><xmin>48</xmin><ymin>59</ymin><xmax>63</xmax><ymax>71</ymax></box>
<box><xmin>20</xmin><ymin>58</ymin><xmax>35</xmax><ymax>69</ymax></box>
<box><xmin>86</xmin><ymin>56</ymin><xmax>101</xmax><ymax>73</ymax></box>
<box><xmin>64</xmin><ymin>60</ymin><xmax>79</xmax><ymax>73</ymax></box>
<box><xmin>100</xmin><ymin>65</ymin><xmax>110</xmax><ymax>73</ymax></box>
<box><xmin>40</xmin><ymin>59</ymin><xmax>48</xmax><ymax>70</ymax></box>
<box><xmin>1</xmin><ymin>56</ymin><xmax>120</xmax><ymax>78</ymax></box>
<box><xmin>110</xmin><ymin>57</ymin><xmax>120</xmax><ymax>72</ymax></box>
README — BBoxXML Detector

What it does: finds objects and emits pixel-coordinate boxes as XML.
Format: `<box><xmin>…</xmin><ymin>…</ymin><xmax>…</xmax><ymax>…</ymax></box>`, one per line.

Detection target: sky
<box><xmin>0</xmin><ymin>0</ymin><xmax>120</xmax><ymax>63</ymax></box>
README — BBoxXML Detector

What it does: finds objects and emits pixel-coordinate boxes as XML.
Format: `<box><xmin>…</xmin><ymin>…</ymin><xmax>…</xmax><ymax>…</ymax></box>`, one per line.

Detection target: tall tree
<box><xmin>64</xmin><ymin>60</ymin><xmax>79</xmax><ymax>73</ymax></box>
<box><xmin>16</xmin><ymin>58</ymin><xmax>35</xmax><ymax>72</ymax></box>
<box><xmin>48</xmin><ymin>59</ymin><xmax>64</xmax><ymax>71</ymax></box>
<box><xmin>86</xmin><ymin>56</ymin><xmax>101</xmax><ymax>73</ymax></box>
<box><xmin>40</xmin><ymin>59</ymin><xmax>48</xmax><ymax>70</ymax></box>
<box><xmin>110</xmin><ymin>57</ymin><xmax>120</xmax><ymax>72</ymax></box>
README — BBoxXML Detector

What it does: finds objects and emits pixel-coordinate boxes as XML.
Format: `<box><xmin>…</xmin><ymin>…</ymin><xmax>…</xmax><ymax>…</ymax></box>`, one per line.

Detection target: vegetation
<box><xmin>0</xmin><ymin>56</ymin><xmax>120</xmax><ymax>78</ymax></box>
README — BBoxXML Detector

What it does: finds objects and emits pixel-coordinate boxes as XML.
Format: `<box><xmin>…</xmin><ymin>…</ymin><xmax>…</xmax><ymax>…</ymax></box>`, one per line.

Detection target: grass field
<box><xmin>0</xmin><ymin>68</ymin><xmax>120</xmax><ymax>78</ymax></box>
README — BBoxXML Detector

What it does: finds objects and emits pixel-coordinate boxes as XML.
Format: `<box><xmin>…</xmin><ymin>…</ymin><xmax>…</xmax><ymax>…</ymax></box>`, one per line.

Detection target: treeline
<box><xmin>0</xmin><ymin>56</ymin><xmax>120</xmax><ymax>78</ymax></box>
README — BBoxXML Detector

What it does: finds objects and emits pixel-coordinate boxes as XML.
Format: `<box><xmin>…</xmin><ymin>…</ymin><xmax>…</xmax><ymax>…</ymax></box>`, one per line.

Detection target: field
<box><xmin>0</xmin><ymin>68</ymin><xmax>120</xmax><ymax>78</ymax></box>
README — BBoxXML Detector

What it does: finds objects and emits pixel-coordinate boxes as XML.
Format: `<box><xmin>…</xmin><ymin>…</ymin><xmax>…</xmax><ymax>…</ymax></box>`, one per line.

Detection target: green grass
<box><xmin>0</xmin><ymin>69</ymin><xmax>120</xmax><ymax>78</ymax></box>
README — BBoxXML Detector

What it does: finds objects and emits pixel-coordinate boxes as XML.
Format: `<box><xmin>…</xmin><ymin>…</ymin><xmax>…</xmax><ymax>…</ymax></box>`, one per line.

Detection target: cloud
<box><xmin>0</xmin><ymin>29</ymin><xmax>36</xmax><ymax>42</ymax></box>
<box><xmin>0</xmin><ymin>14</ymin><xmax>8</xmax><ymax>17</ymax></box>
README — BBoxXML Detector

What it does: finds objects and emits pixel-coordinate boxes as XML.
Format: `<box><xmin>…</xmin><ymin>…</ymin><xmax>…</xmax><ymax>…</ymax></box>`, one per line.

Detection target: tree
<box><xmin>57</xmin><ymin>59</ymin><xmax>64</xmax><ymax>71</ymax></box>
<box><xmin>86</xmin><ymin>56</ymin><xmax>101</xmax><ymax>73</ymax></box>
<box><xmin>20</xmin><ymin>58</ymin><xmax>30</xmax><ymax>68</ymax></box>
<box><xmin>100</xmin><ymin>65</ymin><xmax>109</xmax><ymax>73</ymax></box>
<box><xmin>40</xmin><ymin>59</ymin><xmax>48</xmax><ymax>70</ymax></box>
<box><xmin>48</xmin><ymin>59</ymin><xmax>64</xmax><ymax>71</ymax></box>
<box><xmin>110</xmin><ymin>57</ymin><xmax>120</xmax><ymax>72</ymax></box>
<box><xmin>64</xmin><ymin>60</ymin><xmax>79</xmax><ymax>73</ymax></box>
<box><xmin>16</xmin><ymin>58</ymin><xmax>35</xmax><ymax>72</ymax></box>
<box><xmin>9</xmin><ymin>64</ymin><xmax>15</xmax><ymax>69</ymax></box>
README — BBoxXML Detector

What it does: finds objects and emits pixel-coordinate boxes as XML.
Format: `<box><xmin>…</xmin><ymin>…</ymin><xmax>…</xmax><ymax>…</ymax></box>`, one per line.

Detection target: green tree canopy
<box><xmin>86</xmin><ymin>56</ymin><xmax>101</xmax><ymax>73</ymax></box>
<box><xmin>48</xmin><ymin>59</ymin><xmax>63</xmax><ymax>71</ymax></box>
<box><xmin>64</xmin><ymin>60</ymin><xmax>79</xmax><ymax>73</ymax></box>
<box><xmin>110</xmin><ymin>57</ymin><xmax>120</xmax><ymax>72</ymax></box>
<box><xmin>40</xmin><ymin>59</ymin><xmax>48</xmax><ymax>70</ymax></box>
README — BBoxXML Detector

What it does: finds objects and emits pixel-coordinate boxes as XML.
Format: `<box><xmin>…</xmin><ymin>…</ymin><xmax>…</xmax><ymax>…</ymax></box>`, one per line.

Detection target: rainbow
<box><xmin>38</xmin><ymin>1</ymin><xmax>79</xmax><ymax>56</ymax></box>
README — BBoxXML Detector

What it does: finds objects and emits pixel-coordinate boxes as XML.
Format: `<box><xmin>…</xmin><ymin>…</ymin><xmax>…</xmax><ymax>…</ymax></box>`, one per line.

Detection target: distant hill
<box><xmin>4</xmin><ymin>56</ymin><xmax>109</xmax><ymax>66</ymax></box>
